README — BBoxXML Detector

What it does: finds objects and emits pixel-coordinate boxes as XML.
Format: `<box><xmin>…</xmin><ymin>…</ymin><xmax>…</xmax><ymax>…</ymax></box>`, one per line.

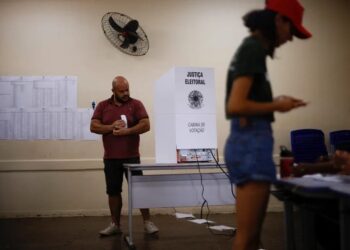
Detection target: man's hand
<box><xmin>113</xmin><ymin>127</ymin><xmax>128</xmax><ymax>136</ymax></box>
<box><xmin>292</xmin><ymin>160</ymin><xmax>335</xmax><ymax>177</ymax></box>
<box><xmin>112</xmin><ymin>119</ymin><xmax>126</xmax><ymax>130</ymax></box>
<box><xmin>334</xmin><ymin>150</ymin><xmax>350</xmax><ymax>175</ymax></box>
<box><xmin>112</xmin><ymin>119</ymin><xmax>128</xmax><ymax>136</ymax></box>
<box><xmin>291</xmin><ymin>164</ymin><xmax>305</xmax><ymax>177</ymax></box>
<box><xmin>112</xmin><ymin>118</ymin><xmax>150</xmax><ymax>137</ymax></box>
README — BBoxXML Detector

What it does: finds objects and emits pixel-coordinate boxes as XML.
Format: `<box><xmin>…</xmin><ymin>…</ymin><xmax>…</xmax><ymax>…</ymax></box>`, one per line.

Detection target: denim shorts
<box><xmin>224</xmin><ymin>118</ymin><xmax>276</xmax><ymax>185</ymax></box>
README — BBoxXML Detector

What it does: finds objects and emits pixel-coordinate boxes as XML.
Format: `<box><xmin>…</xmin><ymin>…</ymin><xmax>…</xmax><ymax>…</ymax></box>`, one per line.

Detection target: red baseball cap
<box><xmin>266</xmin><ymin>0</ymin><xmax>312</xmax><ymax>39</ymax></box>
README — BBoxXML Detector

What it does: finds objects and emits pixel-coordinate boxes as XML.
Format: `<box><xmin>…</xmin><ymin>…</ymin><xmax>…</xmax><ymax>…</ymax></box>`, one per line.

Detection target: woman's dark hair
<box><xmin>243</xmin><ymin>9</ymin><xmax>278</xmax><ymax>57</ymax></box>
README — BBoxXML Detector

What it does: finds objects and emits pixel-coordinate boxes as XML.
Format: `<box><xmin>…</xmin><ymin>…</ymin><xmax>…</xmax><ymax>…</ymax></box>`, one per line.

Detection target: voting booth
<box><xmin>154</xmin><ymin>67</ymin><xmax>218</xmax><ymax>163</ymax></box>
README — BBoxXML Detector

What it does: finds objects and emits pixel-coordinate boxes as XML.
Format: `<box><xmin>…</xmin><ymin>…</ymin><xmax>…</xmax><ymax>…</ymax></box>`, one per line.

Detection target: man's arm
<box><xmin>292</xmin><ymin>161</ymin><xmax>337</xmax><ymax>177</ymax></box>
<box><xmin>113</xmin><ymin>118</ymin><xmax>150</xmax><ymax>136</ymax></box>
<box><xmin>334</xmin><ymin>150</ymin><xmax>350</xmax><ymax>175</ymax></box>
<box><xmin>292</xmin><ymin>150</ymin><xmax>350</xmax><ymax>177</ymax></box>
<box><xmin>90</xmin><ymin>119</ymin><xmax>115</xmax><ymax>134</ymax></box>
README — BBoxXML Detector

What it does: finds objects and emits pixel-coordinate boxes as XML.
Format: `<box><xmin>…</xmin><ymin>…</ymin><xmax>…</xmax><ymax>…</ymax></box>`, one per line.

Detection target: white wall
<box><xmin>0</xmin><ymin>0</ymin><xmax>349</xmax><ymax>217</ymax></box>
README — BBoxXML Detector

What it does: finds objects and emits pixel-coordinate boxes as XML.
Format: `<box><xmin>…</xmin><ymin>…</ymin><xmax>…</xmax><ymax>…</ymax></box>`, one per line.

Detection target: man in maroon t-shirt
<box><xmin>91</xmin><ymin>76</ymin><xmax>159</xmax><ymax>236</ymax></box>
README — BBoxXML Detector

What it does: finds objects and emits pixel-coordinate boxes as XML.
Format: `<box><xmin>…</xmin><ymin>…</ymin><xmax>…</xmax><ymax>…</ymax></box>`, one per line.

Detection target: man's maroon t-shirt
<box><xmin>91</xmin><ymin>96</ymin><xmax>149</xmax><ymax>159</ymax></box>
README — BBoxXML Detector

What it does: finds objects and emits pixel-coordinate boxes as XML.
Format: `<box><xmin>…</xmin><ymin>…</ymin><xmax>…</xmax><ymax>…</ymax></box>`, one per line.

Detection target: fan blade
<box><xmin>108</xmin><ymin>16</ymin><xmax>124</xmax><ymax>32</ymax></box>
<box><xmin>125</xmin><ymin>19</ymin><xmax>143</xmax><ymax>42</ymax></box>
<box><xmin>124</xmin><ymin>20</ymin><xmax>139</xmax><ymax>32</ymax></box>
<box><xmin>120</xmin><ymin>38</ymin><xmax>130</xmax><ymax>49</ymax></box>
<box><xmin>122</xmin><ymin>20</ymin><xmax>142</xmax><ymax>44</ymax></box>
<box><xmin>126</xmin><ymin>32</ymin><xmax>139</xmax><ymax>44</ymax></box>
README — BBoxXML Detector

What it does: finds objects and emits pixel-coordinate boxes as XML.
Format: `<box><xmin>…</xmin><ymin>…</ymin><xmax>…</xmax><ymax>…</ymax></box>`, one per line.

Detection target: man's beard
<box><xmin>114</xmin><ymin>94</ymin><xmax>129</xmax><ymax>103</ymax></box>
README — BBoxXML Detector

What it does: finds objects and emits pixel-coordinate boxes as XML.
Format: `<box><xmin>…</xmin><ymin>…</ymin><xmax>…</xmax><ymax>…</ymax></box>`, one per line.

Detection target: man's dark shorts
<box><xmin>103</xmin><ymin>158</ymin><xmax>142</xmax><ymax>196</ymax></box>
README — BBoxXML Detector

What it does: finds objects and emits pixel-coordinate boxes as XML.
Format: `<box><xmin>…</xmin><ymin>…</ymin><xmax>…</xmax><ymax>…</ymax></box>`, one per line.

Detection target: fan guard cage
<box><xmin>101</xmin><ymin>12</ymin><xmax>149</xmax><ymax>56</ymax></box>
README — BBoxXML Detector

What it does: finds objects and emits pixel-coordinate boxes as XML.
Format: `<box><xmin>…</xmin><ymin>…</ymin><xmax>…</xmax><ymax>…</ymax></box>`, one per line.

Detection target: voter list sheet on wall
<box><xmin>0</xmin><ymin>76</ymin><xmax>98</xmax><ymax>140</ymax></box>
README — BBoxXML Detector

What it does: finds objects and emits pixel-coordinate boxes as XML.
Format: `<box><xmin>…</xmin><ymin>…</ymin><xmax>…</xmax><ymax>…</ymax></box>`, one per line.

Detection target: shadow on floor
<box><xmin>0</xmin><ymin>212</ymin><xmax>285</xmax><ymax>250</ymax></box>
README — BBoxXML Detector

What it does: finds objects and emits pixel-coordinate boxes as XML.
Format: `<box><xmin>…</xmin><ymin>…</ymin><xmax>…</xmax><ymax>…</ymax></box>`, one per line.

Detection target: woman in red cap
<box><xmin>224</xmin><ymin>0</ymin><xmax>311</xmax><ymax>249</ymax></box>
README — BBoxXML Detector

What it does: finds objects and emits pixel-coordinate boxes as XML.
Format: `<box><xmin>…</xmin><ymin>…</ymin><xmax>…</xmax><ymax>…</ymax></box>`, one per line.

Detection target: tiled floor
<box><xmin>0</xmin><ymin>212</ymin><xmax>285</xmax><ymax>250</ymax></box>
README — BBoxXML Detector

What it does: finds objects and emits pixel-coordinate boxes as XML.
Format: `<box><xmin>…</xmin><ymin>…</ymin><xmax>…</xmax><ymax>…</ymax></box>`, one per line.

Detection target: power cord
<box><xmin>208</xmin><ymin>149</ymin><xmax>236</xmax><ymax>199</ymax></box>
<box><xmin>194</xmin><ymin>149</ymin><xmax>236</xmax><ymax>238</ymax></box>
<box><xmin>194</xmin><ymin>149</ymin><xmax>209</xmax><ymax>220</ymax></box>
<box><xmin>208</xmin><ymin>149</ymin><xmax>266</xmax><ymax>248</ymax></box>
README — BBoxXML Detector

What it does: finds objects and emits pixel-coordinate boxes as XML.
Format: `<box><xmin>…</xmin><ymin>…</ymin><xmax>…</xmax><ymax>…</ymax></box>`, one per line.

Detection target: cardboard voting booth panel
<box><xmin>154</xmin><ymin>67</ymin><xmax>218</xmax><ymax>163</ymax></box>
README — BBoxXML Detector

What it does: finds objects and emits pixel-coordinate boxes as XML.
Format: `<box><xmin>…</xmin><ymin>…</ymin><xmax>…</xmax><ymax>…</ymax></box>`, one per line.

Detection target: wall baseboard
<box><xmin>0</xmin><ymin>155</ymin><xmax>280</xmax><ymax>172</ymax></box>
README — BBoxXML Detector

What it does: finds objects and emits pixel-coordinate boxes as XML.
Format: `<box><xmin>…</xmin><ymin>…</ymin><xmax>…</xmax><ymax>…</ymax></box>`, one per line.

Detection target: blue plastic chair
<box><xmin>290</xmin><ymin>129</ymin><xmax>328</xmax><ymax>163</ymax></box>
<box><xmin>329</xmin><ymin>130</ymin><xmax>350</xmax><ymax>153</ymax></box>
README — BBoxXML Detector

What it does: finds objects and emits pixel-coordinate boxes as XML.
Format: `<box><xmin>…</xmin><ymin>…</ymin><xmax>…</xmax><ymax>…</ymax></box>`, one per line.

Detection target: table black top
<box><xmin>275</xmin><ymin>176</ymin><xmax>350</xmax><ymax>199</ymax></box>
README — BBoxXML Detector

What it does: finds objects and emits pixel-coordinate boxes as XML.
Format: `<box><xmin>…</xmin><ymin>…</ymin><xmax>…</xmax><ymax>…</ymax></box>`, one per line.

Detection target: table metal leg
<box><xmin>284</xmin><ymin>200</ymin><xmax>296</xmax><ymax>250</ymax></box>
<box><xmin>340</xmin><ymin>199</ymin><xmax>350</xmax><ymax>250</ymax></box>
<box><xmin>300</xmin><ymin>205</ymin><xmax>316</xmax><ymax>250</ymax></box>
<box><xmin>124</xmin><ymin>169</ymin><xmax>135</xmax><ymax>249</ymax></box>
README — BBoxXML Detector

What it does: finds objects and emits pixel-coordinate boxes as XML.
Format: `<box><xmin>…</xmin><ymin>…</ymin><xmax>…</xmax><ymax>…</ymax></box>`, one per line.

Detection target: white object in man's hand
<box><xmin>120</xmin><ymin>115</ymin><xmax>128</xmax><ymax>128</ymax></box>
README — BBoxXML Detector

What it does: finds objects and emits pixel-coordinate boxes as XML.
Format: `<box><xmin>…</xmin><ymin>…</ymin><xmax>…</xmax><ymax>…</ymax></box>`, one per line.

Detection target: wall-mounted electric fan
<box><xmin>101</xmin><ymin>12</ymin><xmax>149</xmax><ymax>56</ymax></box>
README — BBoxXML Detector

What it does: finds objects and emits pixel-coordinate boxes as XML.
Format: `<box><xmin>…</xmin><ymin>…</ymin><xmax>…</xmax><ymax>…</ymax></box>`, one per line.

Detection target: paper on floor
<box><xmin>208</xmin><ymin>225</ymin><xmax>236</xmax><ymax>231</ymax></box>
<box><xmin>189</xmin><ymin>219</ymin><xmax>214</xmax><ymax>224</ymax></box>
<box><xmin>174</xmin><ymin>212</ymin><xmax>195</xmax><ymax>219</ymax></box>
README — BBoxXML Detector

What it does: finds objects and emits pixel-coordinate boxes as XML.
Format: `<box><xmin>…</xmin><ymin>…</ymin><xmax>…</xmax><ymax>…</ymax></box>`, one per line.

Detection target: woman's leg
<box><xmin>232</xmin><ymin>181</ymin><xmax>271</xmax><ymax>250</ymax></box>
